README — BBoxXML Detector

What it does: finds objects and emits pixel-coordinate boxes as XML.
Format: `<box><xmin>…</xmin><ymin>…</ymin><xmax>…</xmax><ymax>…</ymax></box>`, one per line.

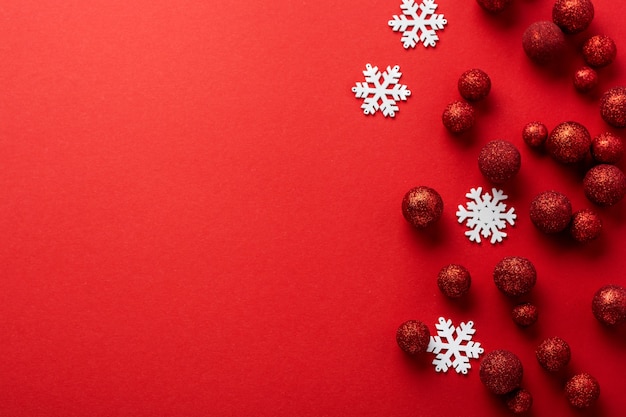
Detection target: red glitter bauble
<box><xmin>591</xmin><ymin>132</ymin><xmax>624</xmax><ymax>164</ymax></box>
<box><xmin>522</xmin><ymin>21</ymin><xmax>566</xmax><ymax>64</ymax></box>
<box><xmin>570</xmin><ymin>209</ymin><xmax>602</xmax><ymax>243</ymax></box>
<box><xmin>476</xmin><ymin>0</ymin><xmax>513</xmax><ymax>13</ymax></box>
<box><xmin>600</xmin><ymin>87</ymin><xmax>626</xmax><ymax>128</ymax></box>
<box><xmin>493</xmin><ymin>257</ymin><xmax>537</xmax><ymax>297</ymax></box>
<box><xmin>536</xmin><ymin>337</ymin><xmax>571</xmax><ymax>372</ymax></box>
<box><xmin>458</xmin><ymin>68</ymin><xmax>491</xmax><ymax>101</ymax></box>
<box><xmin>522</xmin><ymin>121</ymin><xmax>548</xmax><ymax>148</ymax></box>
<box><xmin>583</xmin><ymin>35</ymin><xmax>617</xmax><ymax>68</ymax></box>
<box><xmin>442</xmin><ymin>100</ymin><xmax>475</xmax><ymax>134</ymax></box>
<box><xmin>437</xmin><ymin>264</ymin><xmax>471</xmax><ymax>298</ymax></box>
<box><xmin>505</xmin><ymin>388</ymin><xmax>533</xmax><ymax>414</ymax></box>
<box><xmin>565</xmin><ymin>373</ymin><xmax>600</xmax><ymax>409</ymax></box>
<box><xmin>479</xmin><ymin>350</ymin><xmax>523</xmax><ymax>395</ymax></box>
<box><xmin>478</xmin><ymin>140</ymin><xmax>521</xmax><ymax>184</ymax></box>
<box><xmin>529</xmin><ymin>191</ymin><xmax>572</xmax><ymax>233</ymax></box>
<box><xmin>592</xmin><ymin>284</ymin><xmax>626</xmax><ymax>326</ymax></box>
<box><xmin>552</xmin><ymin>0</ymin><xmax>594</xmax><ymax>34</ymax></box>
<box><xmin>402</xmin><ymin>186</ymin><xmax>444</xmax><ymax>228</ymax></box>
<box><xmin>573</xmin><ymin>66</ymin><xmax>598</xmax><ymax>93</ymax></box>
<box><xmin>396</xmin><ymin>320</ymin><xmax>431</xmax><ymax>355</ymax></box>
<box><xmin>583</xmin><ymin>164</ymin><xmax>626</xmax><ymax>206</ymax></box>
<box><xmin>546</xmin><ymin>121</ymin><xmax>591</xmax><ymax>163</ymax></box>
<box><xmin>511</xmin><ymin>302</ymin><xmax>538</xmax><ymax>327</ymax></box>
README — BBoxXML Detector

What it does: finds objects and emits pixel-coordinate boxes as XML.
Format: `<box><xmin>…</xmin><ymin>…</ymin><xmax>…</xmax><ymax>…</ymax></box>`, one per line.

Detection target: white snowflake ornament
<box><xmin>352</xmin><ymin>64</ymin><xmax>411</xmax><ymax>117</ymax></box>
<box><xmin>427</xmin><ymin>317</ymin><xmax>484</xmax><ymax>375</ymax></box>
<box><xmin>456</xmin><ymin>187</ymin><xmax>517</xmax><ymax>245</ymax></box>
<box><xmin>388</xmin><ymin>0</ymin><xmax>448</xmax><ymax>49</ymax></box>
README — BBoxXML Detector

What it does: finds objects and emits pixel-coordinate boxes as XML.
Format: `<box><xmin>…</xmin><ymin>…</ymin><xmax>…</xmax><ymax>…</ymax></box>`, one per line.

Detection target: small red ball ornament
<box><xmin>476</xmin><ymin>0</ymin><xmax>513</xmax><ymax>13</ymax></box>
<box><xmin>565</xmin><ymin>373</ymin><xmax>600</xmax><ymax>409</ymax></box>
<box><xmin>583</xmin><ymin>164</ymin><xmax>626</xmax><ymax>206</ymax></box>
<box><xmin>437</xmin><ymin>264</ymin><xmax>471</xmax><ymax>298</ymax></box>
<box><xmin>573</xmin><ymin>66</ymin><xmax>598</xmax><ymax>93</ymax></box>
<box><xmin>458</xmin><ymin>69</ymin><xmax>491</xmax><ymax>101</ymax></box>
<box><xmin>529</xmin><ymin>191</ymin><xmax>572</xmax><ymax>233</ymax></box>
<box><xmin>591</xmin><ymin>132</ymin><xmax>624</xmax><ymax>163</ymax></box>
<box><xmin>552</xmin><ymin>0</ymin><xmax>594</xmax><ymax>34</ymax></box>
<box><xmin>570</xmin><ymin>209</ymin><xmax>602</xmax><ymax>243</ymax></box>
<box><xmin>536</xmin><ymin>336</ymin><xmax>571</xmax><ymax>372</ymax></box>
<box><xmin>583</xmin><ymin>35</ymin><xmax>617</xmax><ymax>68</ymax></box>
<box><xmin>396</xmin><ymin>320</ymin><xmax>431</xmax><ymax>355</ymax></box>
<box><xmin>592</xmin><ymin>284</ymin><xmax>626</xmax><ymax>326</ymax></box>
<box><xmin>505</xmin><ymin>388</ymin><xmax>533</xmax><ymax>414</ymax></box>
<box><xmin>442</xmin><ymin>100</ymin><xmax>475</xmax><ymax>134</ymax></box>
<box><xmin>478</xmin><ymin>140</ymin><xmax>521</xmax><ymax>184</ymax></box>
<box><xmin>479</xmin><ymin>350</ymin><xmax>523</xmax><ymax>395</ymax></box>
<box><xmin>546</xmin><ymin>121</ymin><xmax>591</xmax><ymax>163</ymax></box>
<box><xmin>493</xmin><ymin>257</ymin><xmax>537</xmax><ymax>297</ymax></box>
<box><xmin>600</xmin><ymin>86</ymin><xmax>626</xmax><ymax>128</ymax></box>
<box><xmin>402</xmin><ymin>186</ymin><xmax>444</xmax><ymax>228</ymax></box>
<box><xmin>511</xmin><ymin>302</ymin><xmax>538</xmax><ymax>327</ymax></box>
<box><xmin>522</xmin><ymin>121</ymin><xmax>548</xmax><ymax>148</ymax></box>
<box><xmin>522</xmin><ymin>21</ymin><xmax>566</xmax><ymax>64</ymax></box>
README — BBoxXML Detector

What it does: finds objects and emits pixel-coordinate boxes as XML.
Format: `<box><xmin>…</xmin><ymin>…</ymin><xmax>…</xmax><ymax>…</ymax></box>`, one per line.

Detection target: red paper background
<box><xmin>2</xmin><ymin>1</ymin><xmax>626</xmax><ymax>416</ymax></box>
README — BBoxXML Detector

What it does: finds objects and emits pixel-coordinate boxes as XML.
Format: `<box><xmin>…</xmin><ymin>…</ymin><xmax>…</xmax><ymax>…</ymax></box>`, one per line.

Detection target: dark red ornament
<box><xmin>592</xmin><ymin>284</ymin><xmax>626</xmax><ymax>326</ymax></box>
<box><xmin>546</xmin><ymin>121</ymin><xmax>591</xmax><ymax>163</ymax></box>
<box><xmin>396</xmin><ymin>320</ymin><xmax>431</xmax><ymax>355</ymax></box>
<box><xmin>529</xmin><ymin>191</ymin><xmax>572</xmax><ymax>233</ymax></box>
<box><xmin>522</xmin><ymin>21</ymin><xmax>566</xmax><ymax>64</ymax></box>
<box><xmin>476</xmin><ymin>0</ymin><xmax>513</xmax><ymax>13</ymax></box>
<box><xmin>437</xmin><ymin>264</ymin><xmax>471</xmax><ymax>298</ymax></box>
<box><xmin>402</xmin><ymin>186</ymin><xmax>444</xmax><ymax>228</ymax></box>
<box><xmin>511</xmin><ymin>302</ymin><xmax>538</xmax><ymax>327</ymax></box>
<box><xmin>583</xmin><ymin>164</ymin><xmax>626</xmax><ymax>206</ymax></box>
<box><xmin>583</xmin><ymin>35</ymin><xmax>617</xmax><ymax>68</ymax></box>
<box><xmin>565</xmin><ymin>373</ymin><xmax>600</xmax><ymax>409</ymax></box>
<box><xmin>505</xmin><ymin>388</ymin><xmax>533</xmax><ymax>414</ymax></box>
<box><xmin>570</xmin><ymin>209</ymin><xmax>602</xmax><ymax>243</ymax></box>
<box><xmin>573</xmin><ymin>66</ymin><xmax>598</xmax><ymax>93</ymax></box>
<box><xmin>600</xmin><ymin>87</ymin><xmax>626</xmax><ymax>128</ymax></box>
<box><xmin>478</xmin><ymin>140</ymin><xmax>521</xmax><ymax>184</ymax></box>
<box><xmin>522</xmin><ymin>121</ymin><xmax>548</xmax><ymax>148</ymax></box>
<box><xmin>536</xmin><ymin>337</ymin><xmax>571</xmax><ymax>372</ymax></box>
<box><xmin>493</xmin><ymin>257</ymin><xmax>537</xmax><ymax>297</ymax></box>
<box><xmin>458</xmin><ymin>69</ymin><xmax>491</xmax><ymax>101</ymax></box>
<box><xmin>479</xmin><ymin>350</ymin><xmax>523</xmax><ymax>395</ymax></box>
<box><xmin>591</xmin><ymin>132</ymin><xmax>624</xmax><ymax>163</ymax></box>
<box><xmin>552</xmin><ymin>0</ymin><xmax>594</xmax><ymax>34</ymax></box>
<box><xmin>442</xmin><ymin>100</ymin><xmax>475</xmax><ymax>134</ymax></box>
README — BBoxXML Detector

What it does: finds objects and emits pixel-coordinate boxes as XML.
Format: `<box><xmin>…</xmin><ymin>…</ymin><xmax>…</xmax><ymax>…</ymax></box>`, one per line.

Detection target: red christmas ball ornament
<box><xmin>552</xmin><ymin>0</ymin><xmax>594</xmax><ymax>34</ymax></box>
<box><xmin>522</xmin><ymin>21</ymin><xmax>566</xmax><ymax>64</ymax></box>
<box><xmin>536</xmin><ymin>336</ymin><xmax>571</xmax><ymax>372</ymax></box>
<box><xmin>442</xmin><ymin>100</ymin><xmax>475</xmax><ymax>134</ymax></box>
<box><xmin>583</xmin><ymin>35</ymin><xmax>617</xmax><ymax>68</ymax></box>
<box><xmin>529</xmin><ymin>191</ymin><xmax>572</xmax><ymax>233</ymax></box>
<box><xmin>479</xmin><ymin>350</ymin><xmax>523</xmax><ymax>395</ymax></box>
<box><xmin>546</xmin><ymin>121</ymin><xmax>591</xmax><ymax>163</ymax></box>
<box><xmin>396</xmin><ymin>320</ymin><xmax>431</xmax><ymax>355</ymax></box>
<box><xmin>437</xmin><ymin>264</ymin><xmax>471</xmax><ymax>298</ymax></box>
<box><xmin>458</xmin><ymin>68</ymin><xmax>491</xmax><ymax>101</ymax></box>
<box><xmin>592</xmin><ymin>284</ymin><xmax>626</xmax><ymax>326</ymax></box>
<box><xmin>493</xmin><ymin>257</ymin><xmax>537</xmax><ymax>297</ymax></box>
<box><xmin>583</xmin><ymin>164</ymin><xmax>626</xmax><ymax>206</ymax></box>
<box><xmin>565</xmin><ymin>373</ymin><xmax>600</xmax><ymax>409</ymax></box>
<box><xmin>478</xmin><ymin>140</ymin><xmax>521</xmax><ymax>184</ymax></box>
<box><xmin>600</xmin><ymin>86</ymin><xmax>626</xmax><ymax>128</ymax></box>
<box><xmin>591</xmin><ymin>132</ymin><xmax>624</xmax><ymax>163</ymax></box>
<box><xmin>570</xmin><ymin>209</ymin><xmax>602</xmax><ymax>243</ymax></box>
<box><xmin>511</xmin><ymin>302</ymin><xmax>538</xmax><ymax>327</ymax></box>
<box><xmin>522</xmin><ymin>121</ymin><xmax>548</xmax><ymax>148</ymax></box>
<box><xmin>505</xmin><ymin>388</ymin><xmax>533</xmax><ymax>414</ymax></box>
<box><xmin>573</xmin><ymin>66</ymin><xmax>598</xmax><ymax>93</ymax></box>
<box><xmin>476</xmin><ymin>0</ymin><xmax>513</xmax><ymax>13</ymax></box>
<box><xmin>402</xmin><ymin>186</ymin><xmax>444</xmax><ymax>228</ymax></box>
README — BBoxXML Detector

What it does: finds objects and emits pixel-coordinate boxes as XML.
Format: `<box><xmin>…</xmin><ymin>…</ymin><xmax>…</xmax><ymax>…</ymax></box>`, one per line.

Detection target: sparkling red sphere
<box><xmin>493</xmin><ymin>257</ymin><xmax>537</xmax><ymax>297</ymax></box>
<box><xmin>511</xmin><ymin>302</ymin><xmax>538</xmax><ymax>327</ymax></box>
<box><xmin>476</xmin><ymin>0</ymin><xmax>513</xmax><ymax>13</ymax></box>
<box><xmin>396</xmin><ymin>320</ymin><xmax>431</xmax><ymax>355</ymax></box>
<box><xmin>591</xmin><ymin>132</ymin><xmax>624</xmax><ymax>163</ymax></box>
<box><xmin>536</xmin><ymin>336</ymin><xmax>571</xmax><ymax>372</ymax></box>
<box><xmin>583</xmin><ymin>35</ymin><xmax>617</xmax><ymax>68</ymax></box>
<box><xmin>592</xmin><ymin>284</ymin><xmax>626</xmax><ymax>326</ymax></box>
<box><xmin>600</xmin><ymin>86</ymin><xmax>626</xmax><ymax>128</ymax></box>
<box><xmin>505</xmin><ymin>388</ymin><xmax>533</xmax><ymax>414</ymax></box>
<box><xmin>478</xmin><ymin>140</ymin><xmax>521</xmax><ymax>184</ymax></box>
<box><xmin>402</xmin><ymin>186</ymin><xmax>444</xmax><ymax>228</ymax></box>
<box><xmin>458</xmin><ymin>68</ymin><xmax>491</xmax><ymax>101</ymax></box>
<box><xmin>479</xmin><ymin>350</ymin><xmax>524</xmax><ymax>395</ymax></box>
<box><xmin>565</xmin><ymin>373</ymin><xmax>600</xmax><ymax>409</ymax></box>
<box><xmin>570</xmin><ymin>209</ymin><xmax>602</xmax><ymax>243</ymax></box>
<box><xmin>552</xmin><ymin>0</ymin><xmax>594</xmax><ymax>34</ymax></box>
<box><xmin>573</xmin><ymin>66</ymin><xmax>598</xmax><ymax>93</ymax></box>
<box><xmin>529</xmin><ymin>191</ymin><xmax>572</xmax><ymax>234</ymax></box>
<box><xmin>437</xmin><ymin>264</ymin><xmax>471</xmax><ymax>298</ymax></box>
<box><xmin>522</xmin><ymin>121</ymin><xmax>548</xmax><ymax>148</ymax></box>
<box><xmin>442</xmin><ymin>100</ymin><xmax>476</xmax><ymax>134</ymax></box>
<box><xmin>583</xmin><ymin>164</ymin><xmax>626</xmax><ymax>206</ymax></box>
<box><xmin>522</xmin><ymin>21</ymin><xmax>566</xmax><ymax>64</ymax></box>
<box><xmin>546</xmin><ymin>121</ymin><xmax>591</xmax><ymax>163</ymax></box>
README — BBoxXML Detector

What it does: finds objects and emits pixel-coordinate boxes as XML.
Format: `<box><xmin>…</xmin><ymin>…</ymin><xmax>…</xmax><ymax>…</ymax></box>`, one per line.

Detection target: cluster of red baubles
<box><xmin>442</xmin><ymin>68</ymin><xmax>491</xmax><ymax>135</ymax></box>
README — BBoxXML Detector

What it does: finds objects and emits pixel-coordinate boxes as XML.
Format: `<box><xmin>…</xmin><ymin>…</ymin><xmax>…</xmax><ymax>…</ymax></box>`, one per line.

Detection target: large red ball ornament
<box><xmin>565</xmin><ymin>373</ymin><xmax>600</xmax><ymax>409</ymax></box>
<box><xmin>529</xmin><ymin>191</ymin><xmax>572</xmax><ymax>233</ymax></box>
<box><xmin>546</xmin><ymin>121</ymin><xmax>591</xmax><ymax>163</ymax></box>
<box><xmin>396</xmin><ymin>320</ymin><xmax>431</xmax><ymax>354</ymax></box>
<box><xmin>592</xmin><ymin>284</ymin><xmax>626</xmax><ymax>326</ymax></box>
<box><xmin>552</xmin><ymin>0</ymin><xmax>594</xmax><ymax>34</ymax></box>
<box><xmin>402</xmin><ymin>186</ymin><xmax>444</xmax><ymax>228</ymax></box>
<box><xmin>583</xmin><ymin>35</ymin><xmax>617</xmax><ymax>68</ymax></box>
<box><xmin>442</xmin><ymin>100</ymin><xmax>475</xmax><ymax>134</ymax></box>
<box><xmin>479</xmin><ymin>350</ymin><xmax>524</xmax><ymax>395</ymax></box>
<box><xmin>478</xmin><ymin>140</ymin><xmax>521</xmax><ymax>184</ymax></box>
<box><xmin>522</xmin><ymin>21</ymin><xmax>566</xmax><ymax>64</ymax></box>
<box><xmin>493</xmin><ymin>257</ymin><xmax>537</xmax><ymax>297</ymax></box>
<box><xmin>600</xmin><ymin>86</ymin><xmax>626</xmax><ymax>128</ymax></box>
<box><xmin>591</xmin><ymin>132</ymin><xmax>624</xmax><ymax>164</ymax></box>
<box><xmin>583</xmin><ymin>164</ymin><xmax>626</xmax><ymax>206</ymax></box>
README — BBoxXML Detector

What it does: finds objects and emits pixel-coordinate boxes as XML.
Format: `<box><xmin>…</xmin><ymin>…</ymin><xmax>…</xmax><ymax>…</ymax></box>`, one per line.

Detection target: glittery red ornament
<box><xmin>458</xmin><ymin>69</ymin><xmax>491</xmax><ymax>101</ymax></box>
<box><xmin>522</xmin><ymin>21</ymin><xmax>566</xmax><ymax>64</ymax></box>
<box><xmin>583</xmin><ymin>35</ymin><xmax>617</xmax><ymax>68</ymax></box>
<box><xmin>522</xmin><ymin>121</ymin><xmax>548</xmax><ymax>148</ymax></box>
<box><xmin>591</xmin><ymin>132</ymin><xmax>624</xmax><ymax>164</ymax></box>
<box><xmin>600</xmin><ymin>87</ymin><xmax>626</xmax><ymax>128</ymax></box>
<box><xmin>552</xmin><ymin>0</ymin><xmax>594</xmax><ymax>34</ymax></box>
<box><xmin>437</xmin><ymin>264</ymin><xmax>471</xmax><ymax>298</ymax></box>
<box><xmin>583</xmin><ymin>164</ymin><xmax>626</xmax><ymax>206</ymax></box>
<box><xmin>592</xmin><ymin>284</ymin><xmax>626</xmax><ymax>326</ymax></box>
<box><xmin>493</xmin><ymin>257</ymin><xmax>537</xmax><ymax>297</ymax></box>
<box><xmin>536</xmin><ymin>337</ymin><xmax>571</xmax><ymax>372</ymax></box>
<box><xmin>396</xmin><ymin>320</ymin><xmax>431</xmax><ymax>355</ymax></box>
<box><xmin>570</xmin><ymin>209</ymin><xmax>602</xmax><ymax>243</ymax></box>
<box><xmin>565</xmin><ymin>373</ymin><xmax>600</xmax><ymax>409</ymax></box>
<box><xmin>442</xmin><ymin>100</ymin><xmax>475</xmax><ymax>134</ymax></box>
<box><xmin>529</xmin><ymin>191</ymin><xmax>572</xmax><ymax>233</ymax></box>
<box><xmin>546</xmin><ymin>121</ymin><xmax>591</xmax><ymax>163</ymax></box>
<box><xmin>573</xmin><ymin>66</ymin><xmax>598</xmax><ymax>93</ymax></box>
<box><xmin>511</xmin><ymin>302</ymin><xmax>538</xmax><ymax>327</ymax></box>
<box><xmin>505</xmin><ymin>388</ymin><xmax>533</xmax><ymax>414</ymax></box>
<box><xmin>476</xmin><ymin>0</ymin><xmax>513</xmax><ymax>13</ymax></box>
<box><xmin>402</xmin><ymin>186</ymin><xmax>444</xmax><ymax>229</ymax></box>
<box><xmin>479</xmin><ymin>350</ymin><xmax>523</xmax><ymax>395</ymax></box>
<box><xmin>478</xmin><ymin>140</ymin><xmax>521</xmax><ymax>184</ymax></box>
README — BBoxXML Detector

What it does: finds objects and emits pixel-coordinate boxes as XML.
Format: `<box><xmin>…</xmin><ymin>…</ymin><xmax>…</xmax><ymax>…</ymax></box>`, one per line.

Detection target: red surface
<box><xmin>1</xmin><ymin>1</ymin><xmax>626</xmax><ymax>416</ymax></box>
